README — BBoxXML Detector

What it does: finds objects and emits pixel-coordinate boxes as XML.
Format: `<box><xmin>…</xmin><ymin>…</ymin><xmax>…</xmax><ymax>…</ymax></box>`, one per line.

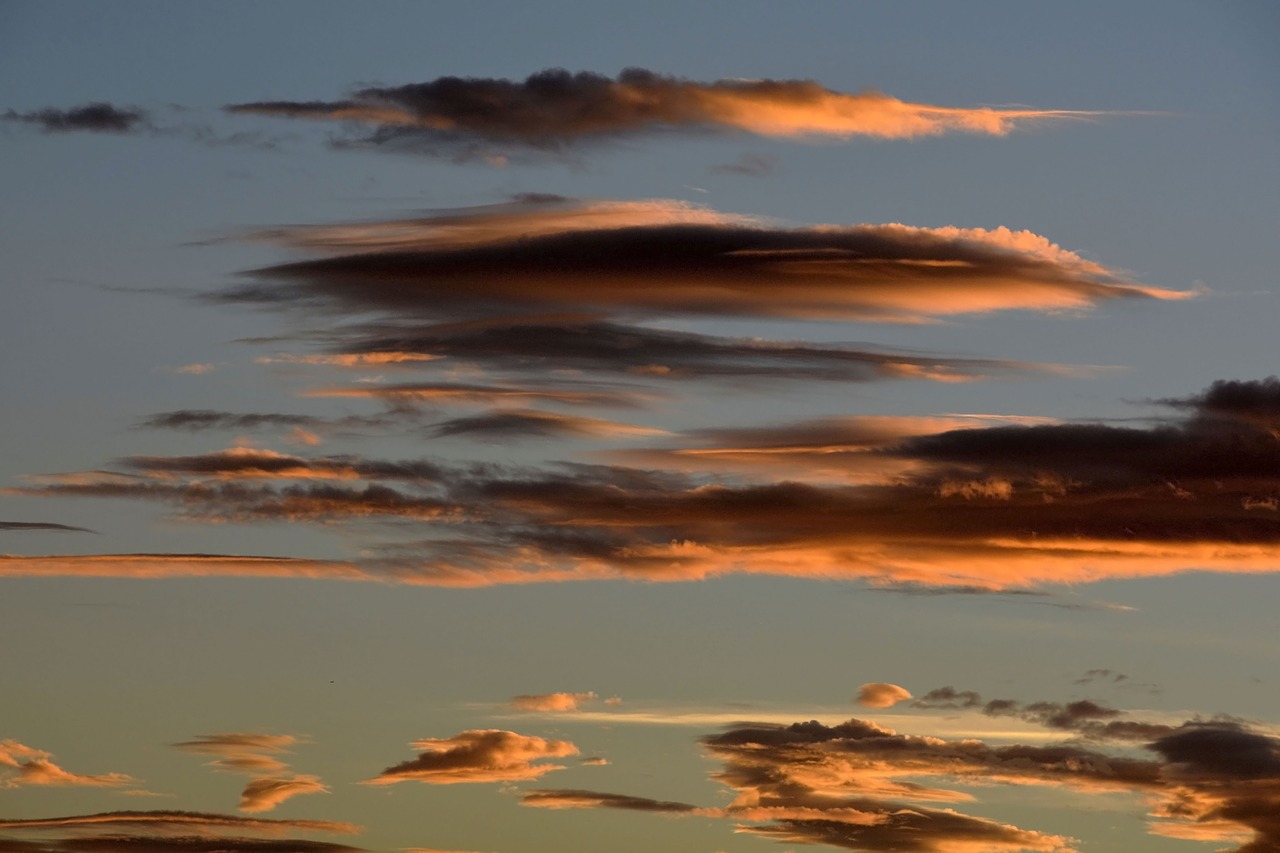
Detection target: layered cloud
<box><xmin>365</xmin><ymin>730</ymin><xmax>578</xmax><ymax>785</ymax></box>
<box><xmin>227</xmin><ymin>197</ymin><xmax>1186</xmax><ymax>327</ymax></box>
<box><xmin>0</xmin><ymin>521</ymin><xmax>94</xmax><ymax>533</ymax></box>
<box><xmin>224</xmin><ymin>68</ymin><xmax>1104</xmax><ymax>150</ymax></box>
<box><xmin>0</xmin><ymin>810</ymin><xmax>363</xmax><ymax>853</ymax></box>
<box><xmin>172</xmin><ymin>733</ymin><xmax>327</xmax><ymax>813</ymax></box>
<box><xmin>9</xmin><ymin>377</ymin><xmax>1280</xmax><ymax>589</ymax></box>
<box><xmin>0</xmin><ymin>741</ymin><xmax>134</xmax><ymax>789</ymax></box>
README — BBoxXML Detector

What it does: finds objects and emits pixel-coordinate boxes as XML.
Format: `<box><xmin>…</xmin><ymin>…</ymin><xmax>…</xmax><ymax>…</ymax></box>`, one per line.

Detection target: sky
<box><xmin>2</xmin><ymin>2</ymin><xmax>1279</xmax><ymax>851</ymax></box>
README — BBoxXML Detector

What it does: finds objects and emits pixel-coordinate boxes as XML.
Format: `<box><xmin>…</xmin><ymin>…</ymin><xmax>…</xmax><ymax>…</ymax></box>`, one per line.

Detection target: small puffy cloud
<box><xmin>365</xmin><ymin>730</ymin><xmax>578</xmax><ymax>785</ymax></box>
<box><xmin>0</xmin><ymin>740</ymin><xmax>134</xmax><ymax>788</ymax></box>
<box><xmin>855</xmin><ymin>683</ymin><xmax>912</xmax><ymax>709</ymax></box>
<box><xmin>510</xmin><ymin>692</ymin><xmax>599</xmax><ymax>712</ymax></box>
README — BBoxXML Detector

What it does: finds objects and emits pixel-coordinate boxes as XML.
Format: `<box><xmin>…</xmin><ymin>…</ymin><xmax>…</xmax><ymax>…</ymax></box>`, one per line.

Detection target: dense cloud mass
<box><xmin>7</xmin><ymin>377</ymin><xmax>1280</xmax><ymax>589</ymax></box>
<box><xmin>521</xmin><ymin>692</ymin><xmax>1280</xmax><ymax>852</ymax></box>
<box><xmin>228</xmin><ymin>198</ymin><xmax>1186</xmax><ymax>327</ymax></box>
<box><xmin>224</xmin><ymin>68</ymin><xmax>1102</xmax><ymax>150</ymax></box>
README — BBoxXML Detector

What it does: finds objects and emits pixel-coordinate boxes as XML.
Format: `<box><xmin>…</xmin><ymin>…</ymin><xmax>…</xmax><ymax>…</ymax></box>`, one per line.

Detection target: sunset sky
<box><xmin>3</xmin><ymin>3</ymin><xmax>1280</xmax><ymax>852</ymax></box>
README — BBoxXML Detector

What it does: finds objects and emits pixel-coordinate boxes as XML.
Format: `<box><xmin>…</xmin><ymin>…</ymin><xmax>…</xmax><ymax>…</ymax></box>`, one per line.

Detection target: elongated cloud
<box><xmin>510</xmin><ymin>692</ymin><xmax>598</xmax><ymax>712</ymax></box>
<box><xmin>429</xmin><ymin>410</ymin><xmax>663</xmax><ymax>441</ymax></box>
<box><xmin>238</xmin><ymin>775</ymin><xmax>328</xmax><ymax>813</ymax></box>
<box><xmin>0</xmin><ymin>521</ymin><xmax>95</xmax><ymax>533</ymax></box>
<box><xmin>328</xmin><ymin>318</ymin><xmax>1052</xmax><ymax>386</ymax></box>
<box><xmin>224</xmin><ymin>68</ymin><xmax>1104</xmax><ymax>148</ymax></box>
<box><xmin>228</xmin><ymin>198</ymin><xmax>1187</xmax><ymax>326</ymax></box>
<box><xmin>0</xmin><ymin>741</ymin><xmax>134</xmax><ymax>789</ymax></box>
<box><xmin>3</xmin><ymin>102</ymin><xmax>148</xmax><ymax>133</ymax></box>
<box><xmin>0</xmin><ymin>810</ymin><xmax>357</xmax><ymax>834</ymax></box>
<box><xmin>0</xmin><ymin>810</ymin><xmax>363</xmax><ymax>853</ymax></box>
<box><xmin>365</xmin><ymin>730</ymin><xmax>578</xmax><ymax>785</ymax></box>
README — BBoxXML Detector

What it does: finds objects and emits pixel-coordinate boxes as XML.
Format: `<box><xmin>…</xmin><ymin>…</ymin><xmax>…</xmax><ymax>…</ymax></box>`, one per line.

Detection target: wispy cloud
<box><xmin>0</xmin><ymin>740</ymin><xmax>134</xmax><ymax>789</ymax></box>
<box><xmin>0</xmin><ymin>521</ymin><xmax>96</xmax><ymax>533</ymax></box>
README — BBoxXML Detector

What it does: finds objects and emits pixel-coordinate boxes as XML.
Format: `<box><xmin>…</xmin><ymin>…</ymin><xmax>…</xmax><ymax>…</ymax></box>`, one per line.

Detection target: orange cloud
<box><xmin>173</xmin><ymin>733</ymin><xmax>326</xmax><ymax>813</ymax></box>
<box><xmin>0</xmin><ymin>740</ymin><xmax>134</xmax><ymax>789</ymax></box>
<box><xmin>225</xmin><ymin>69</ymin><xmax>1105</xmax><ymax>147</ymax></box>
<box><xmin>855</xmin><ymin>683</ymin><xmax>912</xmax><ymax>709</ymax></box>
<box><xmin>510</xmin><ymin>692</ymin><xmax>599</xmax><ymax>712</ymax></box>
<box><xmin>235</xmin><ymin>205</ymin><xmax>1189</xmax><ymax>326</ymax></box>
<box><xmin>365</xmin><ymin>730</ymin><xmax>578</xmax><ymax>785</ymax></box>
<box><xmin>239</xmin><ymin>775</ymin><xmax>329</xmax><ymax>813</ymax></box>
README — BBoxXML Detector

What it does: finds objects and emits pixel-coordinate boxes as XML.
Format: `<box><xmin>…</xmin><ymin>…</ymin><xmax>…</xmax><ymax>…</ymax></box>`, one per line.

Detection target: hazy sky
<box><xmin>3</xmin><ymin>3</ymin><xmax>1280</xmax><ymax>852</ymax></box>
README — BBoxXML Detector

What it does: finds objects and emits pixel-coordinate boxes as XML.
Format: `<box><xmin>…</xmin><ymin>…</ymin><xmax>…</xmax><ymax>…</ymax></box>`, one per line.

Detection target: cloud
<box><xmin>238</xmin><ymin>775</ymin><xmax>328</xmax><ymax>814</ymax></box>
<box><xmin>0</xmin><ymin>810</ymin><xmax>363</xmax><ymax>853</ymax></box>
<box><xmin>226</xmin><ymin>198</ymin><xmax>1188</xmax><ymax>326</ymax></box>
<box><xmin>302</xmin><ymin>381</ymin><xmax>649</xmax><ymax>410</ymax></box>
<box><xmin>364</xmin><ymin>730</ymin><xmax>578</xmax><ymax>785</ymax></box>
<box><xmin>509</xmin><ymin>692</ymin><xmax>598</xmax><ymax>712</ymax></box>
<box><xmin>137</xmin><ymin>411</ymin><xmax>328</xmax><ymax>433</ymax></box>
<box><xmin>0</xmin><ymin>741</ymin><xmax>134</xmax><ymax>789</ymax></box>
<box><xmin>429</xmin><ymin>410</ymin><xmax>664</xmax><ymax>441</ymax></box>
<box><xmin>855</xmin><ymin>683</ymin><xmax>912</xmax><ymax>709</ymax></box>
<box><xmin>172</xmin><ymin>733</ymin><xmax>327</xmax><ymax>814</ymax></box>
<box><xmin>13</xmin><ymin>378</ymin><xmax>1280</xmax><ymax>590</ymax></box>
<box><xmin>521</xmin><ymin>789</ymin><xmax>699</xmax><ymax>813</ymax></box>
<box><xmin>324</xmin><ymin>318</ymin><xmax>1056</xmax><ymax>387</ymax></box>
<box><xmin>0</xmin><ymin>554</ymin><xmax>372</xmax><ymax>582</ymax></box>
<box><xmin>710</xmin><ymin>152</ymin><xmax>778</xmax><ymax>177</ymax></box>
<box><xmin>0</xmin><ymin>521</ymin><xmax>95</xmax><ymax>533</ymax></box>
<box><xmin>224</xmin><ymin>68</ymin><xmax>1104</xmax><ymax>151</ymax></box>
<box><xmin>3</xmin><ymin>103</ymin><xmax>149</xmax><ymax>133</ymax></box>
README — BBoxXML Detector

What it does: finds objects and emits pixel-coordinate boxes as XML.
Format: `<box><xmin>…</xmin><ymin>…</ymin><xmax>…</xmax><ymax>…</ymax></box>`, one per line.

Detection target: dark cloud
<box><xmin>11</xmin><ymin>378</ymin><xmax>1280</xmax><ymax>589</ymax></box>
<box><xmin>136</xmin><ymin>411</ymin><xmax>326</xmax><ymax>432</ymax></box>
<box><xmin>224</xmin><ymin>68</ymin><xmax>1103</xmax><ymax>151</ymax></box>
<box><xmin>521</xmin><ymin>789</ymin><xmax>699</xmax><ymax>813</ymax></box>
<box><xmin>0</xmin><ymin>521</ymin><xmax>95</xmax><ymax>533</ymax></box>
<box><xmin>228</xmin><ymin>216</ymin><xmax>1184</xmax><ymax>326</ymax></box>
<box><xmin>332</xmin><ymin>318</ymin><xmax>1048</xmax><ymax>385</ymax></box>
<box><xmin>427</xmin><ymin>409</ymin><xmax>661</xmax><ymax>441</ymax></box>
<box><xmin>710</xmin><ymin>152</ymin><xmax>778</xmax><ymax>177</ymax></box>
<box><xmin>0</xmin><ymin>837</ymin><xmax>366</xmax><ymax>853</ymax></box>
<box><xmin>0</xmin><ymin>811</ymin><xmax>357</xmax><ymax>835</ymax></box>
<box><xmin>3</xmin><ymin>103</ymin><xmax>148</xmax><ymax>133</ymax></box>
